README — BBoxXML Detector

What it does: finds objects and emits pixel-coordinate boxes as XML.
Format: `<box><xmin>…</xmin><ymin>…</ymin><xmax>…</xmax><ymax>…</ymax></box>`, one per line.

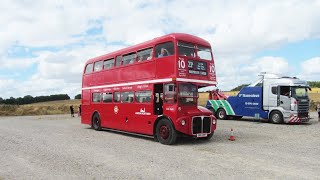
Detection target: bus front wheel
<box><xmin>203</xmin><ymin>132</ymin><xmax>214</xmax><ymax>140</ymax></box>
<box><xmin>156</xmin><ymin>119</ymin><xmax>177</xmax><ymax>145</ymax></box>
<box><xmin>92</xmin><ymin>113</ymin><xmax>102</xmax><ymax>131</ymax></box>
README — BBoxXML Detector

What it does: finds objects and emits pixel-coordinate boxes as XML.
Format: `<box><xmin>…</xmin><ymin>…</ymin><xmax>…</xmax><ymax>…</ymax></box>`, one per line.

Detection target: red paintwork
<box><xmin>81</xmin><ymin>33</ymin><xmax>217</xmax><ymax>138</ymax></box>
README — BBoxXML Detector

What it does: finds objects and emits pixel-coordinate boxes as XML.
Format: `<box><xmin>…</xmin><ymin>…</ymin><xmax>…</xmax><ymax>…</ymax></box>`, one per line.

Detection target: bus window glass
<box><xmin>178</xmin><ymin>83</ymin><xmax>197</xmax><ymax>105</ymax></box>
<box><xmin>103</xmin><ymin>59</ymin><xmax>114</xmax><ymax>69</ymax></box>
<box><xmin>136</xmin><ymin>91</ymin><xmax>152</xmax><ymax>103</ymax></box>
<box><xmin>155</xmin><ymin>42</ymin><xmax>174</xmax><ymax>58</ymax></box>
<box><xmin>137</xmin><ymin>48</ymin><xmax>153</xmax><ymax>62</ymax></box>
<box><xmin>115</xmin><ymin>56</ymin><xmax>122</xmax><ymax>67</ymax></box>
<box><xmin>92</xmin><ymin>93</ymin><xmax>101</xmax><ymax>103</ymax></box>
<box><xmin>114</xmin><ymin>92</ymin><xmax>120</xmax><ymax>102</ymax></box>
<box><xmin>164</xmin><ymin>83</ymin><xmax>177</xmax><ymax>103</ymax></box>
<box><xmin>102</xmin><ymin>92</ymin><xmax>113</xmax><ymax>103</ymax></box>
<box><xmin>85</xmin><ymin>63</ymin><xmax>93</xmax><ymax>74</ymax></box>
<box><xmin>94</xmin><ymin>61</ymin><xmax>103</xmax><ymax>72</ymax></box>
<box><xmin>197</xmin><ymin>46</ymin><xmax>212</xmax><ymax>60</ymax></box>
<box><xmin>123</xmin><ymin>53</ymin><xmax>136</xmax><ymax>65</ymax></box>
<box><xmin>121</xmin><ymin>92</ymin><xmax>134</xmax><ymax>103</ymax></box>
<box><xmin>178</xmin><ymin>41</ymin><xmax>195</xmax><ymax>57</ymax></box>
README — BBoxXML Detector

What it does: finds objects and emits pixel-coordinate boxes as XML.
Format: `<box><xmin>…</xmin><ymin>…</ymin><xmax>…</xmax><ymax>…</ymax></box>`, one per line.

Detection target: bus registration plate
<box><xmin>196</xmin><ymin>133</ymin><xmax>207</xmax><ymax>137</ymax></box>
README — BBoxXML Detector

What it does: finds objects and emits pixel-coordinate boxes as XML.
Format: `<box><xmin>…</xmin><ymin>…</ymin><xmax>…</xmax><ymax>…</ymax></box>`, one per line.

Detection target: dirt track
<box><xmin>0</xmin><ymin>113</ymin><xmax>319</xmax><ymax>179</ymax></box>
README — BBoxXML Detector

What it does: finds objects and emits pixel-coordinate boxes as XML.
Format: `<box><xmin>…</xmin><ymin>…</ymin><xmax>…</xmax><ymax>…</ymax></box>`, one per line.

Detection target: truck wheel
<box><xmin>216</xmin><ymin>108</ymin><xmax>227</xmax><ymax>120</ymax></box>
<box><xmin>92</xmin><ymin>113</ymin><xmax>102</xmax><ymax>131</ymax></box>
<box><xmin>269</xmin><ymin>111</ymin><xmax>283</xmax><ymax>124</ymax></box>
<box><xmin>156</xmin><ymin>118</ymin><xmax>177</xmax><ymax>145</ymax></box>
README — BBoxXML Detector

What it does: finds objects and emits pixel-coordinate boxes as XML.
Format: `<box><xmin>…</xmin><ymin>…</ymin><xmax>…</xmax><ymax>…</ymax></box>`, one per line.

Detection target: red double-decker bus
<box><xmin>81</xmin><ymin>33</ymin><xmax>217</xmax><ymax>145</ymax></box>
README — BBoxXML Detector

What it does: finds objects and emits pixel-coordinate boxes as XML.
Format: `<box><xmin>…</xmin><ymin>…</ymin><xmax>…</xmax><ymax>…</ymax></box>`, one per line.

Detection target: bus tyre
<box><xmin>216</xmin><ymin>108</ymin><xmax>227</xmax><ymax>120</ymax></box>
<box><xmin>156</xmin><ymin>119</ymin><xmax>177</xmax><ymax>145</ymax></box>
<box><xmin>203</xmin><ymin>132</ymin><xmax>214</xmax><ymax>140</ymax></box>
<box><xmin>92</xmin><ymin>113</ymin><xmax>102</xmax><ymax>131</ymax></box>
<box><xmin>269</xmin><ymin>111</ymin><xmax>283</xmax><ymax>124</ymax></box>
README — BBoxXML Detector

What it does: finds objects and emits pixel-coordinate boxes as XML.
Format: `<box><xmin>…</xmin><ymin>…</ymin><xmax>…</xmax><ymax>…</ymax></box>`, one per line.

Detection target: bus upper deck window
<box><xmin>85</xmin><ymin>63</ymin><xmax>93</xmax><ymax>74</ymax></box>
<box><xmin>178</xmin><ymin>41</ymin><xmax>195</xmax><ymax>57</ymax></box>
<box><xmin>197</xmin><ymin>46</ymin><xmax>212</xmax><ymax>60</ymax></box>
<box><xmin>155</xmin><ymin>42</ymin><xmax>174</xmax><ymax>58</ymax></box>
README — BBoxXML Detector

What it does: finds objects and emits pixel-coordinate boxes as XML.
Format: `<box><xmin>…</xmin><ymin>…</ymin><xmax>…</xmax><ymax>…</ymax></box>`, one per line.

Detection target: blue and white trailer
<box><xmin>206</xmin><ymin>73</ymin><xmax>310</xmax><ymax>124</ymax></box>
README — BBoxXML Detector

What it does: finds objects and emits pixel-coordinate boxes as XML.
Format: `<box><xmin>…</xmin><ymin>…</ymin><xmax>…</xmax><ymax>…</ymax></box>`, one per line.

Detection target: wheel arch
<box><xmin>268</xmin><ymin>109</ymin><xmax>284</xmax><ymax>123</ymax></box>
<box><xmin>91</xmin><ymin>110</ymin><xmax>101</xmax><ymax>125</ymax></box>
<box><xmin>216</xmin><ymin>107</ymin><xmax>227</xmax><ymax>119</ymax></box>
<box><xmin>153</xmin><ymin>115</ymin><xmax>175</xmax><ymax>136</ymax></box>
<box><xmin>268</xmin><ymin>109</ymin><xmax>283</xmax><ymax>119</ymax></box>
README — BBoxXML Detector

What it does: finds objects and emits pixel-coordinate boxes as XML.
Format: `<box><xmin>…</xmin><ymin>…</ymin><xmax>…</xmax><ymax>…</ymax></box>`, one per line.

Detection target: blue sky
<box><xmin>0</xmin><ymin>0</ymin><xmax>320</xmax><ymax>99</ymax></box>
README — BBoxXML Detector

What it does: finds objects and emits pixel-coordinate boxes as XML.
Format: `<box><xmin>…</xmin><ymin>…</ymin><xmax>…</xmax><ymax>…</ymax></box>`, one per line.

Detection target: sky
<box><xmin>0</xmin><ymin>0</ymin><xmax>320</xmax><ymax>99</ymax></box>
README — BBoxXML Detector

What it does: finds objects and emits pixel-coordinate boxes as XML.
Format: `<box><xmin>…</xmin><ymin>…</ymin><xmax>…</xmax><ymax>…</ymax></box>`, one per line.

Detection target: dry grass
<box><xmin>0</xmin><ymin>99</ymin><xmax>81</xmax><ymax>116</ymax></box>
<box><xmin>1</xmin><ymin>90</ymin><xmax>320</xmax><ymax>116</ymax></box>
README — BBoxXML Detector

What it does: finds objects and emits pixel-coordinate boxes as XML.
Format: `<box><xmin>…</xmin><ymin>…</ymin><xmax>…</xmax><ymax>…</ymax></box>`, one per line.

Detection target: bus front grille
<box><xmin>192</xmin><ymin>116</ymin><xmax>211</xmax><ymax>135</ymax></box>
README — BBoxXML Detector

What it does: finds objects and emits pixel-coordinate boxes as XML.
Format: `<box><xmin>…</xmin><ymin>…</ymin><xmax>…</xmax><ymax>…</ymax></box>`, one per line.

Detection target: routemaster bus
<box><xmin>81</xmin><ymin>33</ymin><xmax>217</xmax><ymax>145</ymax></box>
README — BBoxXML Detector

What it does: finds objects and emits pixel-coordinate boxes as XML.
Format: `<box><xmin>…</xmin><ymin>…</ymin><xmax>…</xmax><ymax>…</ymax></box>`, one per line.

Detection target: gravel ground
<box><xmin>0</xmin><ymin>112</ymin><xmax>319</xmax><ymax>180</ymax></box>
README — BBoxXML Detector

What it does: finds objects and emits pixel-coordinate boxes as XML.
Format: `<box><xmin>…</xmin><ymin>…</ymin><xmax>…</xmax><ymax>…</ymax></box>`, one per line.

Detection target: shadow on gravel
<box><xmin>84</xmin><ymin>127</ymin><xmax>215</xmax><ymax>145</ymax></box>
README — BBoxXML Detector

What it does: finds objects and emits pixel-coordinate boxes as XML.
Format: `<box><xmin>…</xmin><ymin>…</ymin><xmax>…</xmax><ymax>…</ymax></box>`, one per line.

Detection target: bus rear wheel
<box><xmin>92</xmin><ymin>113</ymin><xmax>102</xmax><ymax>131</ymax></box>
<box><xmin>156</xmin><ymin>119</ymin><xmax>177</xmax><ymax>145</ymax></box>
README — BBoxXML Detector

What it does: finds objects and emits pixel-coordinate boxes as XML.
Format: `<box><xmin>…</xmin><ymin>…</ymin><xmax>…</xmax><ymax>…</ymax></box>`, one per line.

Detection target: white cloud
<box><xmin>0</xmin><ymin>0</ymin><xmax>320</xmax><ymax>98</ymax></box>
<box><xmin>298</xmin><ymin>57</ymin><xmax>320</xmax><ymax>81</ymax></box>
<box><xmin>214</xmin><ymin>56</ymin><xmax>290</xmax><ymax>91</ymax></box>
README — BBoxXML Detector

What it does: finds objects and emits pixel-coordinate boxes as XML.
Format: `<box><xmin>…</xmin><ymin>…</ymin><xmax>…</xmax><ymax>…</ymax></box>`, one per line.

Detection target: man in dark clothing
<box><xmin>78</xmin><ymin>105</ymin><xmax>81</xmax><ymax>117</ymax></box>
<box><xmin>70</xmin><ymin>105</ymin><xmax>74</xmax><ymax>117</ymax></box>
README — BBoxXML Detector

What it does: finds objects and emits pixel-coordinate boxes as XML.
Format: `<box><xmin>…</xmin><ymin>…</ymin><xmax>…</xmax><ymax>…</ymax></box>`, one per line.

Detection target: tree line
<box><xmin>308</xmin><ymin>81</ymin><xmax>320</xmax><ymax>88</ymax></box>
<box><xmin>0</xmin><ymin>94</ymin><xmax>71</xmax><ymax>105</ymax></box>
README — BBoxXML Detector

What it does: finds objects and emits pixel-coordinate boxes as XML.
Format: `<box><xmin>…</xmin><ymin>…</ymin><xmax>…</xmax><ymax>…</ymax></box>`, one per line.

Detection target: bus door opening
<box><xmin>154</xmin><ymin>84</ymin><xmax>163</xmax><ymax>115</ymax></box>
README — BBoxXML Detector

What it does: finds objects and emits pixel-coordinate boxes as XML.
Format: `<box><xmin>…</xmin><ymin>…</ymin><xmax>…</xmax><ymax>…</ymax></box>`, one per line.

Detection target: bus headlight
<box><xmin>211</xmin><ymin>115</ymin><xmax>216</xmax><ymax>125</ymax></box>
<box><xmin>181</xmin><ymin>120</ymin><xmax>186</xmax><ymax>126</ymax></box>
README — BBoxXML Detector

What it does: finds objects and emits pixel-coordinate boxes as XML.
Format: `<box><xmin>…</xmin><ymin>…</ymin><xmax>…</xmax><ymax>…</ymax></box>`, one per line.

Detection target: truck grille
<box><xmin>192</xmin><ymin>116</ymin><xmax>211</xmax><ymax>135</ymax></box>
<box><xmin>297</xmin><ymin>99</ymin><xmax>309</xmax><ymax>112</ymax></box>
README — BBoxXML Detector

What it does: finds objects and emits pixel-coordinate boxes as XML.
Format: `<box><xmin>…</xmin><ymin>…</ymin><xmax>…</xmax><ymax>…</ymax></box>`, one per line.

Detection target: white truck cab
<box><xmin>252</xmin><ymin>73</ymin><xmax>310</xmax><ymax>123</ymax></box>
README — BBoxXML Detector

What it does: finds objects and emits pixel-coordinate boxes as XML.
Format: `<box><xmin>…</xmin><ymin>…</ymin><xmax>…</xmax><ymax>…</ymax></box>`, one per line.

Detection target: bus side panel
<box><xmin>134</xmin><ymin>61</ymin><xmax>156</xmax><ymax>81</ymax></box>
<box><xmin>100</xmin><ymin>103</ymin><xmax>116</xmax><ymax>128</ymax></box>
<box><xmin>130</xmin><ymin>103</ymin><xmax>154</xmax><ymax>135</ymax></box>
<box><xmin>156</xmin><ymin>56</ymin><xmax>176</xmax><ymax>78</ymax></box>
<box><xmin>81</xmin><ymin>89</ymin><xmax>92</xmax><ymax>125</ymax></box>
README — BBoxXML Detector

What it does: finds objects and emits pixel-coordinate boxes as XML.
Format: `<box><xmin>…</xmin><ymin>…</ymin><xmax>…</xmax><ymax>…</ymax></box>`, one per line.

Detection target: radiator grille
<box><xmin>192</xmin><ymin>116</ymin><xmax>211</xmax><ymax>135</ymax></box>
<box><xmin>297</xmin><ymin>98</ymin><xmax>309</xmax><ymax>112</ymax></box>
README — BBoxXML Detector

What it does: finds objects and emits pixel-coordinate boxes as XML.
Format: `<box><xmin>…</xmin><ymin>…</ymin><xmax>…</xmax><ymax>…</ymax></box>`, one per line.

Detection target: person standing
<box><xmin>70</xmin><ymin>105</ymin><xmax>74</xmax><ymax>117</ymax></box>
<box><xmin>78</xmin><ymin>105</ymin><xmax>81</xmax><ymax>117</ymax></box>
<box><xmin>317</xmin><ymin>103</ymin><xmax>320</xmax><ymax>121</ymax></box>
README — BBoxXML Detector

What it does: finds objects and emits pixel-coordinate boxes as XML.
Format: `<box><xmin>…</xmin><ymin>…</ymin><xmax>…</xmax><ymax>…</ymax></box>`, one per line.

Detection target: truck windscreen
<box><xmin>292</xmin><ymin>87</ymin><xmax>308</xmax><ymax>98</ymax></box>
